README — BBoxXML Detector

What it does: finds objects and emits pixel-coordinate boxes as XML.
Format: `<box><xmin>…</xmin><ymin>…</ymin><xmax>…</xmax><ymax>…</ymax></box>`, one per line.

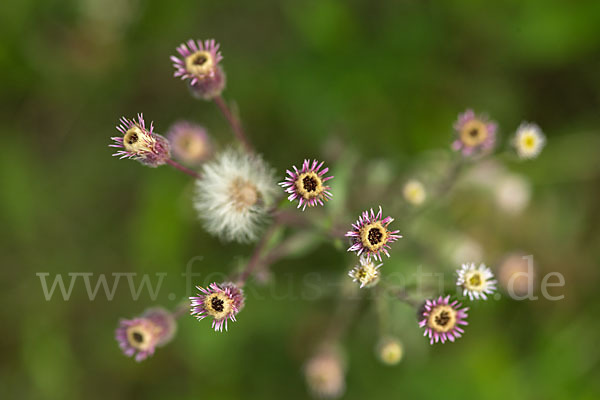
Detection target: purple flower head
<box><xmin>345</xmin><ymin>206</ymin><xmax>402</xmax><ymax>261</ymax></box>
<box><xmin>190</xmin><ymin>282</ymin><xmax>245</xmax><ymax>332</ymax></box>
<box><xmin>167</xmin><ymin>121</ymin><xmax>213</xmax><ymax>165</ymax></box>
<box><xmin>115</xmin><ymin>307</ymin><xmax>176</xmax><ymax>362</ymax></box>
<box><xmin>171</xmin><ymin>39</ymin><xmax>226</xmax><ymax>100</ymax></box>
<box><xmin>279</xmin><ymin>159</ymin><xmax>333</xmax><ymax>211</ymax></box>
<box><xmin>418</xmin><ymin>295</ymin><xmax>469</xmax><ymax>344</ymax></box>
<box><xmin>452</xmin><ymin>109</ymin><xmax>497</xmax><ymax>156</ymax></box>
<box><xmin>110</xmin><ymin>114</ymin><xmax>171</xmax><ymax>167</ymax></box>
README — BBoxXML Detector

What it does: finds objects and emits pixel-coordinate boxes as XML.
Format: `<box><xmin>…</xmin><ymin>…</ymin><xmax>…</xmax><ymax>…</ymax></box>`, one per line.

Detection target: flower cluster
<box><xmin>108</xmin><ymin>35</ymin><xmax>547</xmax><ymax>394</ymax></box>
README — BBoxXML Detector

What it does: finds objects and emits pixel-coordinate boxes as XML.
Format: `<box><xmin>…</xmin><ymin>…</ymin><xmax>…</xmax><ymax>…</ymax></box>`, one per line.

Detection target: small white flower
<box><xmin>514</xmin><ymin>123</ymin><xmax>546</xmax><ymax>159</ymax></box>
<box><xmin>402</xmin><ymin>179</ymin><xmax>426</xmax><ymax>206</ymax></box>
<box><xmin>194</xmin><ymin>149</ymin><xmax>278</xmax><ymax>243</ymax></box>
<box><xmin>494</xmin><ymin>173</ymin><xmax>531</xmax><ymax>215</ymax></box>
<box><xmin>348</xmin><ymin>256</ymin><xmax>382</xmax><ymax>288</ymax></box>
<box><xmin>456</xmin><ymin>263</ymin><xmax>497</xmax><ymax>300</ymax></box>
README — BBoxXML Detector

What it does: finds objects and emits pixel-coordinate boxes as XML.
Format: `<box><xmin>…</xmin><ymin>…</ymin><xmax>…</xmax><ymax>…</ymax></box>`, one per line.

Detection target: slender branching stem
<box><xmin>214</xmin><ymin>95</ymin><xmax>254</xmax><ymax>153</ymax></box>
<box><xmin>166</xmin><ymin>158</ymin><xmax>202</xmax><ymax>179</ymax></box>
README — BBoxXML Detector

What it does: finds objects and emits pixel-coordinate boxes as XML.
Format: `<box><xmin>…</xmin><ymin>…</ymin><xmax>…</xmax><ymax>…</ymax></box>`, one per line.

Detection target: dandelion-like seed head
<box><xmin>346</xmin><ymin>206</ymin><xmax>401</xmax><ymax>261</ymax></box>
<box><xmin>194</xmin><ymin>149</ymin><xmax>278</xmax><ymax>243</ymax></box>
<box><xmin>402</xmin><ymin>179</ymin><xmax>426</xmax><ymax>205</ymax></box>
<box><xmin>376</xmin><ymin>337</ymin><xmax>403</xmax><ymax>366</ymax></box>
<box><xmin>115</xmin><ymin>308</ymin><xmax>176</xmax><ymax>362</ymax></box>
<box><xmin>110</xmin><ymin>114</ymin><xmax>170</xmax><ymax>167</ymax></box>
<box><xmin>190</xmin><ymin>282</ymin><xmax>245</xmax><ymax>332</ymax></box>
<box><xmin>452</xmin><ymin>109</ymin><xmax>497</xmax><ymax>156</ymax></box>
<box><xmin>514</xmin><ymin>122</ymin><xmax>546</xmax><ymax>159</ymax></box>
<box><xmin>456</xmin><ymin>262</ymin><xmax>497</xmax><ymax>300</ymax></box>
<box><xmin>279</xmin><ymin>159</ymin><xmax>333</xmax><ymax>210</ymax></box>
<box><xmin>167</xmin><ymin>121</ymin><xmax>213</xmax><ymax>165</ymax></box>
<box><xmin>348</xmin><ymin>256</ymin><xmax>382</xmax><ymax>288</ymax></box>
<box><xmin>418</xmin><ymin>295</ymin><xmax>469</xmax><ymax>344</ymax></box>
<box><xmin>171</xmin><ymin>39</ymin><xmax>226</xmax><ymax>100</ymax></box>
<box><xmin>304</xmin><ymin>349</ymin><xmax>346</xmax><ymax>399</ymax></box>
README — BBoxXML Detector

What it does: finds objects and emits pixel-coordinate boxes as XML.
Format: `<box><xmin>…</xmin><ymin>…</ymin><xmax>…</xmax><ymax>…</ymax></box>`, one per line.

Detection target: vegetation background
<box><xmin>1</xmin><ymin>0</ymin><xmax>599</xmax><ymax>399</ymax></box>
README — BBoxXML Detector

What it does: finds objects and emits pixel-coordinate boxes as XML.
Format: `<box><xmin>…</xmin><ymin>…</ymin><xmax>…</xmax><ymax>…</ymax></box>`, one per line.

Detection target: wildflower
<box><xmin>348</xmin><ymin>256</ymin><xmax>382</xmax><ymax>288</ymax></box>
<box><xmin>279</xmin><ymin>159</ymin><xmax>333</xmax><ymax>211</ymax></box>
<box><xmin>167</xmin><ymin>121</ymin><xmax>213</xmax><ymax>165</ymax></box>
<box><xmin>456</xmin><ymin>263</ymin><xmax>497</xmax><ymax>300</ymax></box>
<box><xmin>190</xmin><ymin>282</ymin><xmax>245</xmax><ymax>332</ymax></box>
<box><xmin>513</xmin><ymin>122</ymin><xmax>546</xmax><ymax>159</ymax></box>
<box><xmin>376</xmin><ymin>337</ymin><xmax>403</xmax><ymax>366</ymax></box>
<box><xmin>194</xmin><ymin>149</ymin><xmax>278</xmax><ymax>243</ymax></box>
<box><xmin>402</xmin><ymin>179</ymin><xmax>426</xmax><ymax>205</ymax></box>
<box><xmin>452</xmin><ymin>109</ymin><xmax>497</xmax><ymax>156</ymax></box>
<box><xmin>346</xmin><ymin>206</ymin><xmax>402</xmax><ymax>261</ymax></box>
<box><xmin>418</xmin><ymin>295</ymin><xmax>468</xmax><ymax>344</ymax></box>
<box><xmin>115</xmin><ymin>307</ymin><xmax>176</xmax><ymax>362</ymax></box>
<box><xmin>171</xmin><ymin>39</ymin><xmax>226</xmax><ymax>100</ymax></box>
<box><xmin>110</xmin><ymin>114</ymin><xmax>170</xmax><ymax>167</ymax></box>
<box><xmin>304</xmin><ymin>349</ymin><xmax>345</xmax><ymax>399</ymax></box>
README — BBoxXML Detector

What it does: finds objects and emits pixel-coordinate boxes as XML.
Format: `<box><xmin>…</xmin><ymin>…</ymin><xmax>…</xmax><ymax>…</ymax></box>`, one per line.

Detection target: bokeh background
<box><xmin>2</xmin><ymin>0</ymin><xmax>600</xmax><ymax>399</ymax></box>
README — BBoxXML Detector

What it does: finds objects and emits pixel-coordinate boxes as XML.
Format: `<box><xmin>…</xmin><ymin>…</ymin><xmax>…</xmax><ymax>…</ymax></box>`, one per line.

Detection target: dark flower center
<box><xmin>132</xmin><ymin>332</ymin><xmax>144</xmax><ymax>343</ymax></box>
<box><xmin>469</xmin><ymin>128</ymin><xmax>480</xmax><ymax>138</ymax></box>
<box><xmin>193</xmin><ymin>55</ymin><xmax>208</xmax><ymax>65</ymax></box>
<box><xmin>127</xmin><ymin>133</ymin><xmax>138</xmax><ymax>145</ymax></box>
<box><xmin>434</xmin><ymin>311</ymin><xmax>450</xmax><ymax>326</ymax></box>
<box><xmin>302</xmin><ymin>176</ymin><xmax>318</xmax><ymax>192</ymax></box>
<box><xmin>368</xmin><ymin>227</ymin><xmax>383</xmax><ymax>245</ymax></box>
<box><xmin>211</xmin><ymin>296</ymin><xmax>225</xmax><ymax>312</ymax></box>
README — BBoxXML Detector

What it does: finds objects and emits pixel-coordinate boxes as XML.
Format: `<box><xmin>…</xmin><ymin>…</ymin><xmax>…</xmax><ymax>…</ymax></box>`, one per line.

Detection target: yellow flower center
<box><xmin>185</xmin><ymin>50</ymin><xmax>215</xmax><ymax>77</ymax></box>
<box><xmin>126</xmin><ymin>324</ymin><xmax>158</xmax><ymax>351</ymax></box>
<box><xmin>176</xmin><ymin>132</ymin><xmax>208</xmax><ymax>161</ymax></box>
<box><xmin>229</xmin><ymin>177</ymin><xmax>260</xmax><ymax>212</ymax></box>
<box><xmin>123</xmin><ymin>125</ymin><xmax>154</xmax><ymax>153</ymax></box>
<box><xmin>295</xmin><ymin>172</ymin><xmax>325</xmax><ymax>200</ymax></box>
<box><xmin>359</xmin><ymin>222</ymin><xmax>389</xmax><ymax>252</ymax></box>
<box><xmin>521</xmin><ymin>133</ymin><xmax>537</xmax><ymax>150</ymax></box>
<box><xmin>464</xmin><ymin>271</ymin><xmax>484</xmax><ymax>291</ymax></box>
<box><xmin>204</xmin><ymin>292</ymin><xmax>233</xmax><ymax>320</ymax></box>
<box><xmin>460</xmin><ymin>119</ymin><xmax>488</xmax><ymax>147</ymax></box>
<box><xmin>427</xmin><ymin>305</ymin><xmax>457</xmax><ymax>333</ymax></box>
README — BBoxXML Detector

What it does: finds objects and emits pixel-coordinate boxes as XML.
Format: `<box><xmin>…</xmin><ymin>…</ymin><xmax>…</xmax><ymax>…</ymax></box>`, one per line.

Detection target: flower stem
<box><xmin>166</xmin><ymin>158</ymin><xmax>202</xmax><ymax>179</ymax></box>
<box><xmin>214</xmin><ymin>95</ymin><xmax>254</xmax><ymax>153</ymax></box>
<box><xmin>172</xmin><ymin>299</ymin><xmax>190</xmax><ymax>319</ymax></box>
<box><xmin>236</xmin><ymin>219</ymin><xmax>281</xmax><ymax>285</ymax></box>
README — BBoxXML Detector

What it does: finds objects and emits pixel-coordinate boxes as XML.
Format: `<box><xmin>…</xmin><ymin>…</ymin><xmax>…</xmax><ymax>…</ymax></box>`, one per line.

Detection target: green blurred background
<box><xmin>1</xmin><ymin>0</ymin><xmax>600</xmax><ymax>399</ymax></box>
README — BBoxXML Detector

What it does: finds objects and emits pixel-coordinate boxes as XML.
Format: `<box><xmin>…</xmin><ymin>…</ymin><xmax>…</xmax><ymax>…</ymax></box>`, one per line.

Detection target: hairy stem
<box><xmin>166</xmin><ymin>158</ymin><xmax>202</xmax><ymax>180</ymax></box>
<box><xmin>214</xmin><ymin>95</ymin><xmax>254</xmax><ymax>153</ymax></box>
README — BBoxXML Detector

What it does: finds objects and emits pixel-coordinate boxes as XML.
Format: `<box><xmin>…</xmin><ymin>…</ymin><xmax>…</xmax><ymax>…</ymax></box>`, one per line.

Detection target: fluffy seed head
<box><xmin>452</xmin><ymin>109</ymin><xmax>497</xmax><ymax>156</ymax></box>
<box><xmin>190</xmin><ymin>282</ymin><xmax>245</xmax><ymax>332</ymax></box>
<box><xmin>456</xmin><ymin>263</ymin><xmax>497</xmax><ymax>300</ymax></box>
<box><xmin>418</xmin><ymin>295</ymin><xmax>469</xmax><ymax>344</ymax></box>
<box><xmin>402</xmin><ymin>179</ymin><xmax>426</xmax><ymax>205</ymax></box>
<box><xmin>115</xmin><ymin>307</ymin><xmax>176</xmax><ymax>362</ymax></box>
<box><xmin>513</xmin><ymin>122</ymin><xmax>546</xmax><ymax>159</ymax></box>
<box><xmin>194</xmin><ymin>149</ymin><xmax>278</xmax><ymax>243</ymax></box>
<box><xmin>345</xmin><ymin>206</ymin><xmax>402</xmax><ymax>261</ymax></box>
<box><xmin>279</xmin><ymin>159</ymin><xmax>333</xmax><ymax>211</ymax></box>
<box><xmin>171</xmin><ymin>39</ymin><xmax>226</xmax><ymax>99</ymax></box>
<box><xmin>348</xmin><ymin>256</ymin><xmax>382</xmax><ymax>288</ymax></box>
<box><xmin>110</xmin><ymin>114</ymin><xmax>170</xmax><ymax>167</ymax></box>
<box><xmin>167</xmin><ymin>121</ymin><xmax>213</xmax><ymax>165</ymax></box>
